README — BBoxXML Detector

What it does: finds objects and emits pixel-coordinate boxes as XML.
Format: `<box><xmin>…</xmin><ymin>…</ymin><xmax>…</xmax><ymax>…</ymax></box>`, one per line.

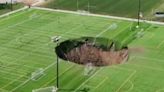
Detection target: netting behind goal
<box><xmin>32</xmin><ymin>86</ymin><xmax>58</xmax><ymax>92</ymax></box>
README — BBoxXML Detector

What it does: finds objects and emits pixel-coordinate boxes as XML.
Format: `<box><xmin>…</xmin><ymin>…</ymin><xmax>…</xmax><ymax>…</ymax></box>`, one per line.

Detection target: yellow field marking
<box><xmin>157</xmin><ymin>40</ymin><xmax>164</xmax><ymax>49</ymax></box>
<box><xmin>116</xmin><ymin>70</ymin><xmax>136</xmax><ymax>92</ymax></box>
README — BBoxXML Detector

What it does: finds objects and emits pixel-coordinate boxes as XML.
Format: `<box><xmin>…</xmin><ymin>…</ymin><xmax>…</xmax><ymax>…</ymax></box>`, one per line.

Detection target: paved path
<box><xmin>0</xmin><ymin>6</ymin><xmax>28</xmax><ymax>18</ymax></box>
<box><xmin>33</xmin><ymin>7</ymin><xmax>164</xmax><ymax>26</ymax></box>
<box><xmin>0</xmin><ymin>0</ymin><xmax>45</xmax><ymax>18</ymax></box>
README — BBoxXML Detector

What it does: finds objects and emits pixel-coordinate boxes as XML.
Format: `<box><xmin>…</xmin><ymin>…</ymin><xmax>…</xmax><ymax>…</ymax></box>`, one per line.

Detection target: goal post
<box><xmin>31</xmin><ymin>68</ymin><xmax>45</xmax><ymax>81</ymax></box>
<box><xmin>32</xmin><ymin>86</ymin><xmax>58</xmax><ymax>92</ymax></box>
<box><xmin>84</xmin><ymin>63</ymin><xmax>96</xmax><ymax>76</ymax></box>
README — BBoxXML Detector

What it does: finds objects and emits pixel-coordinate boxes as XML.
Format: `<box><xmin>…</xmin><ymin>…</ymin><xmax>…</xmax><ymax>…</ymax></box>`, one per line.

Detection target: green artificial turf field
<box><xmin>42</xmin><ymin>0</ymin><xmax>164</xmax><ymax>18</ymax></box>
<box><xmin>0</xmin><ymin>8</ymin><xmax>164</xmax><ymax>92</ymax></box>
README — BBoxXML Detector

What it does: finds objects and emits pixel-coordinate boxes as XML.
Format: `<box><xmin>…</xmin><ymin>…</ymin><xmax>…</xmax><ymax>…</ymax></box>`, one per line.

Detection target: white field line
<box><xmin>32</xmin><ymin>7</ymin><xmax>164</xmax><ymax>26</ymax></box>
<box><xmin>116</xmin><ymin>70</ymin><xmax>136</xmax><ymax>92</ymax></box>
<box><xmin>132</xmin><ymin>56</ymin><xmax>164</xmax><ymax>64</ymax></box>
<box><xmin>1</xmin><ymin>13</ymin><xmax>83</xmax><ymax>76</ymax></box>
<box><xmin>0</xmin><ymin>70</ymin><xmax>28</xmax><ymax>78</ymax></box>
<box><xmin>0</xmin><ymin>56</ymin><xmax>43</xmax><ymax>70</ymax></box>
<box><xmin>0</xmin><ymin>66</ymin><xmax>28</xmax><ymax>75</ymax></box>
<box><xmin>41</xmin><ymin>64</ymin><xmax>74</xmax><ymax>87</ymax></box>
<box><xmin>0</xmin><ymin>0</ymin><xmax>44</xmax><ymax>19</ymax></box>
<box><xmin>2</xmin><ymin>40</ymin><xmax>52</xmax><ymax>92</ymax></box>
<box><xmin>127</xmin><ymin>56</ymin><xmax>164</xmax><ymax>72</ymax></box>
<box><xmin>73</xmin><ymin>69</ymin><xmax>101</xmax><ymax>92</ymax></box>
<box><xmin>9</xmin><ymin>17</ymin><xmax>83</xmax><ymax>92</ymax></box>
<box><xmin>95</xmin><ymin>26</ymin><xmax>112</xmax><ymax>37</ymax></box>
<box><xmin>0</xmin><ymin>14</ymin><xmax>55</xmax><ymax>73</ymax></box>
<box><xmin>2</xmin><ymin>75</ymin><xmax>25</xmax><ymax>89</ymax></box>
<box><xmin>112</xmin><ymin>23</ymin><xmax>132</xmax><ymax>38</ymax></box>
<box><xmin>6</xmin><ymin>15</ymin><xmax>83</xmax><ymax>47</ymax></box>
<box><xmin>4</xmin><ymin>40</ymin><xmax>53</xmax><ymax>92</ymax></box>
<box><xmin>157</xmin><ymin>40</ymin><xmax>164</xmax><ymax>49</ymax></box>
<box><xmin>112</xmin><ymin>65</ymin><xmax>136</xmax><ymax>72</ymax></box>
<box><xmin>94</xmin><ymin>77</ymin><xmax>108</xmax><ymax>89</ymax></box>
<box><xmin>11</xmin><ymin>62</ymin><xmax>56</xmax><ymax>92</ymax></box>
<box><xmin>127</xmin><ymin>63</ymin><xmax>164</xmax><ymax>72</ymax></box>
<box><xmin>121</xmin><ymin>24</ymin><xmax>153</xmax><ymax>45</ymax></box>
<box><xmin>126</xmin><ymin>80</ymin><xmax>134</xmax><ymax>92</ymax></box>
<box><xmin>0</xmin><ymin>6</ymin><xmax>28</xmax><ymax>19</ymax></box>
<box><xmin>0</xmin><ymin>76</ymin><xmax>24</xmax><ymax>82</ymax></box>
<box><xmin>93</xmin><ymin>24</ymin><xmax>115</xmax><ymax>43</ymax></box>
<box><xmin>1</xmin><ymin>13</ymin><xmax>41</xmax><ymax>32</ymax></box>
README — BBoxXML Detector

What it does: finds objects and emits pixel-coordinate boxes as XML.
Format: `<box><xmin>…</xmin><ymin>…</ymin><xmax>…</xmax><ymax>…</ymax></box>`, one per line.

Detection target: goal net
<box><xmin>77</xmin><ymin>10</ymin><xmax>90</xmax><ymax>15</ymax></box>
<box><xmin>31</xmin><ymin>68</ymin><xmax>45</xmax><ymax>81</ymax></box>
<box><xmin>32</xmin><ymin>86</ymin><xmax>58</xmax><ymax>92</ymax></box>
<box><xmin>84</xmin><ymin>63</ymin><xmax>95</xmax><ymax>76</ymax></box>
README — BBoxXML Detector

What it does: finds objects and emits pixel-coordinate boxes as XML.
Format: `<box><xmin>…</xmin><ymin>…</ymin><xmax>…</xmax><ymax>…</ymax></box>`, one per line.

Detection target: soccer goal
<box><xmin>31</xmin><ymin>68</ymin><xmax>45</xmax><ymax>81</ymax></box>
<box><xmin>84</xmin><ymin>63</ymin><xmax>96</xmax><ymax>76</ymax></box>
<box><xmin>32</xmin><ymin>86</ymin><xmax>58</xmax><ymax>92</ymax></box>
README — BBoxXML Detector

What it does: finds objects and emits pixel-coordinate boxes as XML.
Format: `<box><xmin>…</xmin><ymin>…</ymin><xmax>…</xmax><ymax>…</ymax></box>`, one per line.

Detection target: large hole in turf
<box><xmin>55</xmin><ymin>37</ymin><xmax>129</xmax><ymax>67</ymax></box>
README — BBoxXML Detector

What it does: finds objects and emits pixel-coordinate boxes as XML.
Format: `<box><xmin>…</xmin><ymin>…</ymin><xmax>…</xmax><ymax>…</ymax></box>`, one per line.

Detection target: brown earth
<box><xmin>63</xmin><ymin>43</ymin><xmax>129</xmax><ymax>67</ymax></box>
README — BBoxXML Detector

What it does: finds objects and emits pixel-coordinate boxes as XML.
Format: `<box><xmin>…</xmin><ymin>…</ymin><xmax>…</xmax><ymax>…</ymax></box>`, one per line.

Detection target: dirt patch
<box><xmin>56</xmin><ymin>37</ymin><xmax>129</xmax><ymax>67</ymax></box>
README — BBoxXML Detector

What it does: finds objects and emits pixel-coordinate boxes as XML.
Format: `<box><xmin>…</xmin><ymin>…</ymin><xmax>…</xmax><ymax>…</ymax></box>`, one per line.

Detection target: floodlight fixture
<box><xmin>52</xmin><ymin>36</ymin><xmax>61</xmax><ymax>90</ymax></box>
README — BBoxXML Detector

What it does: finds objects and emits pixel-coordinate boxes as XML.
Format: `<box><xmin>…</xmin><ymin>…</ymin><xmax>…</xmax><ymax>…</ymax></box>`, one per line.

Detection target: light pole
<box><xmin>11</xmin><ymin>0</ymin><xmax>13</xmax><ymax>11</ymax></box>
<box><xmin>87</xmin><ymin>0</ymin><xmax>90</xmax><ymax>12</ymax></box>
<box><xmin>56</xmin><ymin>41</ymin><xmax>59</xmax><ymax>89</ymax></box>
<box><xmin>77</xmin><ymin>0</ymin><xmax>79</xmax><ymax>10</ymax></box>
<box><xmin>52</xmin><ymin>36</ymin><xmax>61</xmax><ymax>91</ymax></box>
<box><xmin>137</xmin><ymin>0</ymin><xmax>141</xmax><ymax>26</ymax></box>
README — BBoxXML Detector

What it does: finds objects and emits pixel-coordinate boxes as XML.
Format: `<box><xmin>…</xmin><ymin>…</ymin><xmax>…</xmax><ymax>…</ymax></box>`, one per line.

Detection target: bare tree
<box><xmin>22</xmin><ymin>0</ymin><xmax>38</xmax><ymax>8</ymax></box>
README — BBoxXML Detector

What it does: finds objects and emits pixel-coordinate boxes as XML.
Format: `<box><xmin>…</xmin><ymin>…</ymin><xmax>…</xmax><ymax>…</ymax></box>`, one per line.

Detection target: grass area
<box><xmin>0</xmin><ymin>3</ymin><xmax>24</xmax><ymax>15</ymax></box>
<box><xmin>0</xmin><ymin>8</ymin><xmax>164</xmax><ymax>92</ymax></box>
<box><xmin>41</xmin><ymin>0</ymin><xmax>164</xmax><ymax>19</ymax></box>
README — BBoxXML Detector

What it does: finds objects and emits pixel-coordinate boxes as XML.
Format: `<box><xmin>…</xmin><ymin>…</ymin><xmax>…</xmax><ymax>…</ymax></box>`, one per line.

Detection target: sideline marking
<box><xmin>116</xmin><ymin>70</ymin><xmax>136</xmax><ymax>92</ymax></box>
<box><xmin>157</xmin><ymin>40</ymin><xmax>164</xmax><ymax>49</ymax></box>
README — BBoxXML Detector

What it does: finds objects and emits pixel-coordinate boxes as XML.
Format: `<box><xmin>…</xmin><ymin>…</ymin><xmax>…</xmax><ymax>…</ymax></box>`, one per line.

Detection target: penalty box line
<box><xmin>41</xmin><ymin>64</ymin><xmax>75</xmax><ymax>87</ymax></box>
<box><xmin>73</xmin><ymin>68</ymin><xmax>102</xmax><ymax>92</ymax></box>
<box><xmin>10</xmin><ymin>39</ymin><xmax>56</xmax><ymax>92</ymax></box>
<box><xmin>116</xmin><ymin>70</ymin><xmax>136</xmax><ymax>92</ymax></box>
<box><xmin>156</xmin><ymin>40</ymin><xmax>164</xmax><ymax>49</ymax></box>
<box><xmin>11</xmin><ymin>61</ymin><xmax>57</xmax><ymax>92</ymax></box>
